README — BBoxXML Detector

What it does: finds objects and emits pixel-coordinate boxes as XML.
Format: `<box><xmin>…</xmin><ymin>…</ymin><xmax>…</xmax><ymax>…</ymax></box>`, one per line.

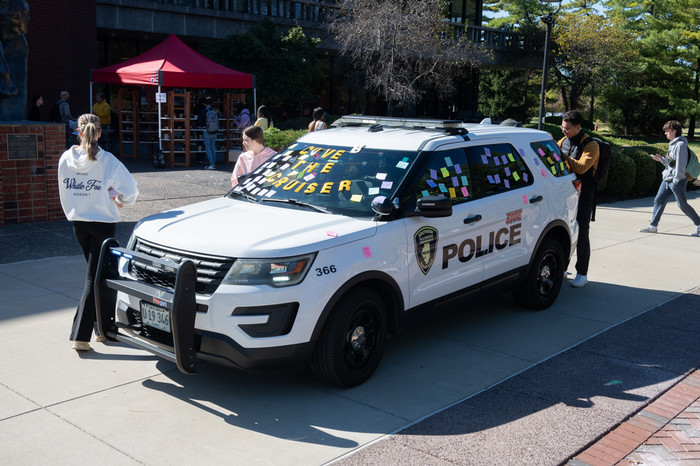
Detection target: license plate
<box><xmin>140</xmin><ymin>302</ymin><xmax>171</xmax><ymax>332</ymax></box>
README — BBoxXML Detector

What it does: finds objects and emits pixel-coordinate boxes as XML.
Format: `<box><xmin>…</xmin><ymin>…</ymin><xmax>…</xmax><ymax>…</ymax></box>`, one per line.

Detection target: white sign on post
<box><xmin>156</xmin><ymin>93</ymin><xmax>167</xmax><ymax>103</ymax></box>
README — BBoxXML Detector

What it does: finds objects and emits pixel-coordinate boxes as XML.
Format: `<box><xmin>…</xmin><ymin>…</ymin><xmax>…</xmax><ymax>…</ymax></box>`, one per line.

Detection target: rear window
<box><xmin>529</xmin><ymin>140</ymin><xmax>571</xmax><ymax>178</ymax></box>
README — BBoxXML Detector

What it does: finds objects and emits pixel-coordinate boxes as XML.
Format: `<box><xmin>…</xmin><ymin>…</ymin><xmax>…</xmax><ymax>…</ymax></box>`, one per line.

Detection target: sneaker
<box><xmin>94</xmin><ymin>334</ymin><xmax>105</xmax><ymax>343</ymax></box>
<box><xmin>205</xmin><ymin>165</ymin><xmax>216</xmax><ymax>170</ymax></box>
<box><xmin>691</xmin><ymin>226</ymin><xmax>700</xmax><ymax>237</ymax></box>
<box><xmin>638</xmin><ymin>226</ymin><xmax>657</xmax><ymax>233</ymax></box>
<box><xmin>571</xmin><ymin>274</ymin><xmax>588</xmax><ymax>288</ymax></box>
<box><xmin>72</xmin><ymin>341</ymin><xmax>91</xmax><ymax>351</ymax></box>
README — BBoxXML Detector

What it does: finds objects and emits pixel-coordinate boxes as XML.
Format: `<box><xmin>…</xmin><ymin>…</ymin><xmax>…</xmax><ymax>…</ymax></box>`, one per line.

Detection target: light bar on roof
<box><xmin>333</xmin><ymin>115</ymin><xmax>464</xmax><ymax>130</ymax></box>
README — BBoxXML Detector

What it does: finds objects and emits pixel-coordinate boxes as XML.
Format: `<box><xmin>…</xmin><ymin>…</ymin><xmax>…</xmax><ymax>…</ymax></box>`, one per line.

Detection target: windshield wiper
<box><xmin>260</xmin><ymin>198</ymin><xmax>330</xmax><ymax>213</ymax></box>
<box><xmin>229</xmin><ymin>190</ymin><xmax>258</xmax><ymax>203</ymax></box>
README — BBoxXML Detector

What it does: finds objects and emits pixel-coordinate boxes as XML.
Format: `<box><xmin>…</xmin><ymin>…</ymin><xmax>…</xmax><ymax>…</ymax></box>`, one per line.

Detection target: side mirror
<box><xmin>371</xmin><ymin>196</ymin><xmax>394</xmax><ymax>216</ymax></box>
<box><xmin>416</xmin><ymin>195</ymin><xmax>452</xmax><ymax>217</ymax></box>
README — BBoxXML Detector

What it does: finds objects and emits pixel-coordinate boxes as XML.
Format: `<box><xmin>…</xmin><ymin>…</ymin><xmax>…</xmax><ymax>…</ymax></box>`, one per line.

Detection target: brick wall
<box><xmin>0</xmin><ymin>123</ymin><xmax>65</xmax><ymax>225</ymax></box>
<box><xmin>25</xmin><ymin>1</ymin><xmax>97</xmax><ymax>121</ymax></box>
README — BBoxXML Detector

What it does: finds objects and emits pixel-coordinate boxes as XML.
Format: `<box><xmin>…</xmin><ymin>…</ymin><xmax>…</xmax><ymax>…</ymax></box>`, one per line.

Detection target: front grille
<box><xmin>129</xmin><ymin>238</ymin><xmax>235</xmax><ymax>295</ymax></box>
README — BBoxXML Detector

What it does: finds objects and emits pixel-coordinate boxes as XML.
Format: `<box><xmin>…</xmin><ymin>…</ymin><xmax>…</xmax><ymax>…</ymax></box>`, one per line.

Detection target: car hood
<box><xmin>132</xmin><ymin>197</ymin><xmax>378</xmax><ymax>257</ymax></box>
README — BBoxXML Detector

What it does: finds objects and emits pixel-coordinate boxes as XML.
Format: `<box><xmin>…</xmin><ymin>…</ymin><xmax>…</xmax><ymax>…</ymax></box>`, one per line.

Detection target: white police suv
<box><xmin>96</xmin><ymin>116</ymin><xmax>579</xmax><ymax>387</ymax></box>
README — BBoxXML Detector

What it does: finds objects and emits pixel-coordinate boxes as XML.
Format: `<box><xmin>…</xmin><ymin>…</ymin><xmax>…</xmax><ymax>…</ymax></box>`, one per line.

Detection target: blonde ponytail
<box><xmin>77</xmin><ymin>113</ymin><xmax>101</xmax><ymax>161</ymax></box>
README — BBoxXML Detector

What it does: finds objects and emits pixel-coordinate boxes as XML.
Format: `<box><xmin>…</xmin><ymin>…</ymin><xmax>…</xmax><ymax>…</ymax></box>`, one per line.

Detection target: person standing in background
<box><xmin>58</xmin><ymin>113</ymin><xmax>139</xmax><ymax>352</ymax></box>
<box><xmin>197</xmin><ymin>96</ymin><xmax>219</xmax><ymax>170</ymax></box>
<box><xmin>27</xmin><ymin>94</ymin><xmax>42</xmax><ymax>121</ymax></box>
<box><xmin>58</xmin><ymin>91</ymin><xmax>77</xmax><ymax>149</ymax></box>
<box><xmin>254</xmin><ymin>105</ymin><xmax>271</xmax><ymax>130</ymax></box>
<box><xmin>235</xmin><ymin>103</ymin><xmax>251</xmax><ymax>129</ymax></box>
<box><xmin>92</xmin><ymin>92</ymin><xmax>111</xmax><ymax>148</ymax></box>
<box><xmin>308</xmin><ymin>106</ymin><xmax>327</xmax><ymax>132</ymax></box>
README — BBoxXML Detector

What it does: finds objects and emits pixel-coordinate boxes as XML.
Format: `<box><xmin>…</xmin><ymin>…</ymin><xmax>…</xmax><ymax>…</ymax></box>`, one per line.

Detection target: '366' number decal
<box><xmin>315</xmin><ymin>265</ymin><xmax>337</xmax><ymax>276</ymax></box>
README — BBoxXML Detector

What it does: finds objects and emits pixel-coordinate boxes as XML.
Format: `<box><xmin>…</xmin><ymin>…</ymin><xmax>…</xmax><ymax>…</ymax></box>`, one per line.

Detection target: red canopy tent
<box><xmin>90</xmin><ymin>34</ymin><xmax>255</xmax><ymax>89</ymax></box>
<box><xmin>90</xmin><ymin>34</ymin><xmax>256</xmax><ymax>153</ymax></box>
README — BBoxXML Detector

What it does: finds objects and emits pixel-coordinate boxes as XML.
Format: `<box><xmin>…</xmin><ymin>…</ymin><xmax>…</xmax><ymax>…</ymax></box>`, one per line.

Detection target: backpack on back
<box><xmin>50</xmin><ymin>100</ymin><xmax>64</xmax><ymax>123</ymax></box>
<box><xmin>205</xmin><ymin>108</ymin><xmax>219</xmax><ymax>134</ymax></box>
<box><xmin>685</xmin><ymin>147</ymin><xmax>700</xmax><ymax>181</ymax></box>
<box><xmin>582</xmin><ymin>136</ymin><xmax>611</xmax><ymax>222</ymax></box>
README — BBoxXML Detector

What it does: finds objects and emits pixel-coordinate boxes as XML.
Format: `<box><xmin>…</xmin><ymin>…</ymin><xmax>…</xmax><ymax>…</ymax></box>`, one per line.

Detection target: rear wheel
<box><xmin>513</xmin><ymin>237</ymin><xmax>565</xmax><ymax>310</ymax></box>
<box><xmin>311</xmin><ymin>287</ymin><xmax>387</xmax><ymax>387</ymax></box>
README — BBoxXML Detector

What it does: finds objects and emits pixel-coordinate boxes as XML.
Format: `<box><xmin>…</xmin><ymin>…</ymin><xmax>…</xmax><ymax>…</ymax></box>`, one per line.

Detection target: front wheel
<box><xmin>512</xmin><ymin>237</ymin><xmax>565</xmax><ymax>310</ymax></box>
<box><xmin>310</xmin><ymin>287</ymin><xmax>387</xmax><ymax>387</ymax></box>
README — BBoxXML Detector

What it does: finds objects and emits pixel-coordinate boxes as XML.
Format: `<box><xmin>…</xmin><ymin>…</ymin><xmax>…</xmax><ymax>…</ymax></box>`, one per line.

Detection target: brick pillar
<box><xmin>0</xmin><ymin>123</ymin><xmax>65</xmax><ymax>226</ymax></box>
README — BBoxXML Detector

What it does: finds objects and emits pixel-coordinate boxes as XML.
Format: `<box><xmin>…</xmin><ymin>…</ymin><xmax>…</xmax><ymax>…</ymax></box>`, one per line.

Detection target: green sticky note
<box><xmin>513</xmin><ymin>171</ymin><xmax>520</xmax><ymax>181</ymax></box>
<box><xmin>508</xmin><ymin>153</ymin><xmax>515</xmax><ymax>162</ymax></box>
<box><xmin>440</xmin><ymin>167</ymin><xmax>450</xmax><ymax>178</ymax></box>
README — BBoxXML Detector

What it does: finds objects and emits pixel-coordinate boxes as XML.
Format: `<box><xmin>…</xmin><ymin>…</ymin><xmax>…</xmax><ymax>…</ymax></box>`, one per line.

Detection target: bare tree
<box><xmin>329</xmin><ymin>0</ymin><xmax>490</xmax><ymax>113</ymax></box>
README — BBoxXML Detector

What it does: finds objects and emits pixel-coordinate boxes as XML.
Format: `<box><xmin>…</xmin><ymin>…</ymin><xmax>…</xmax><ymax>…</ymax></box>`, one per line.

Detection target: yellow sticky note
<box><xmin>448</xmin><ymin>187</ymin><xmax>456</xmax><ymax>198</ymax></box>
<box><xmin>547</xmin><ymin>157</ymin><xmax>554</xmax><ymax>165</ymax></box>
<box><xmin>560</xmin><ymin>162</ymin><xmax>565</xmax><ymax>171</ymax></box>
<box><xmin>513</xmin><ymin>171</ymin><xmax>520</xmax><ymax>181</ymax></box>
<box><xmin>551</xmin><ymin>166</ymin><xmax>557</xmax><ymax>175</ymax></box>
<box><xmin>508</xmin><ymin>153</ymin><xmax>515</xmax><ymax>162</ymax></box>
<box><xmin>440</xmin><ymin>167</ymin><xmax>450</xmax><ymax>178</ymax></box>
<box><xmin>350</xmin><ymin>194</ymin><xmax>362</xmax><ymax>202</ymax></box>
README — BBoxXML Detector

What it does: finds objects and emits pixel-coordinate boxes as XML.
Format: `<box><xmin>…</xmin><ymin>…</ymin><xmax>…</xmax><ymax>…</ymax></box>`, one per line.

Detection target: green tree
<box><xmin>602</xmin><ymin>0</ymin><xmax>699</xmax><ymax>135</ymax></box>
<box><xmin>199</xmin><ymin>20</ymin><xmax>320</xmax><ymax>117</ymax></box>
<box><xmin>478</xmin><ymin>68</ymin><xmax>539</xmax><ymax>122</ymax></box>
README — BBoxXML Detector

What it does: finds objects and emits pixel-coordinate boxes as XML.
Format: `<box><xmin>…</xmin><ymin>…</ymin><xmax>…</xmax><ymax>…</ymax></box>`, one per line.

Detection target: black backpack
<box><xmin>50</xmin><ymin>100</ymin><xmax>64</xmax><ymax>123</ymax></box>
<box><xmin>582</xmin><ymin>136</ymin><xmax>611</xmax><ymax>221</ymax></box>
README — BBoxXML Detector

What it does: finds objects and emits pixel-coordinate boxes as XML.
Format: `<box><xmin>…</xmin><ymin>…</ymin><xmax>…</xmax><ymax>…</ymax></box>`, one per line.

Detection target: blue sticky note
<box><xmin>482</xmin><ymin>154</ymin><xmax>489</xmax><ymax>164</ymax></box>
<box><xmin>454</xmin><ymin>164</ymin><xmax>462</xmax><ymax>174</ymax></box>
<box><xmin>430</xmin><ymin>169</ymin><xmax>437</xmax><ymax>179</ymax></box>
<box><xmin>461</xmin><ymin>175</ymin><xmax>468</xmax><ymax>186</ymax></box>
<box><xmin>422</xmin><ymin>190</ymin><xmax>429</xmax><ymax>197</ymax></box>
<box><xmin>487</xmin><ymin>175</ymin><xmax>495</xmax><ymax>184</ymax></box>
<box><xmin>426</xmin><ymin>179</ymin><xmax>437</xmax><ymax>188</ymax></box>
<box><xmin>452</xmin><ymin>176</ymin><xmax>459</xmax><ymax>187</ymax></box>
<box><xmin>439</xmin><ymin>183</ymin><xmax>447</xmax><ymax>193</ymax></box>
<box><xmin>444</xmin><ymin>156</ymin><xmax>453</xmax><ymax>166</ymax></box>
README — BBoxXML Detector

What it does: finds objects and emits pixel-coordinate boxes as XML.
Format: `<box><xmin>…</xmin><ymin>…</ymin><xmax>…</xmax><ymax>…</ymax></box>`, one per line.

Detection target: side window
<box><xmin>530</xmin><ymin>140</ymin><xmax>571</xmax><ymax>178</ymax></box>
<box><xmin>413</xmin><ymin>149</ymin><xmax>472</xmax><ymax>206</ymax></box>
<box><xmin>466</xmin><ymin>143</ymin><xmax>534</xmax><ymax>200</ymax></box>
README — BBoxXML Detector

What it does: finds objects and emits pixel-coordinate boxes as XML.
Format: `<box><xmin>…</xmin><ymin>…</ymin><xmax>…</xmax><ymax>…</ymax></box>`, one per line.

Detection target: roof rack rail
<box><xmin>332</xmin><ymin>115</ymin><xmax>465</xmax><ymax>131</ymax></box>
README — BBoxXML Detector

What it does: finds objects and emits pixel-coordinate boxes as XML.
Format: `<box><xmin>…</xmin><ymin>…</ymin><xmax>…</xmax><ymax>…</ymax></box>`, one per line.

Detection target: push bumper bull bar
<box><xmin>94</xmin><ymin>238</ymin><xmax>198</xmax><ymax>374</ymax></box>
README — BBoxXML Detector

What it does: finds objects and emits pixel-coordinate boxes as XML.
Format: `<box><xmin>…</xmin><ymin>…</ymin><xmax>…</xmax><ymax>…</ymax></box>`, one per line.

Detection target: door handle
<box><xmin>463</xmin><ymin>214</ymin><xmax>482</xmax><ymax>224</ymax></box>
<box><xmin>529</xmin><ymin>195</ymin><xmax>544</xmax><ymax>204</ymax></box>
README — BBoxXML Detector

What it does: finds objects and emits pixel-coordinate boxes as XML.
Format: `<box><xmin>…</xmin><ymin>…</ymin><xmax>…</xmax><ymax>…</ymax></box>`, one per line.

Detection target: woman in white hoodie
<box><xmin>58</xmin><ymin>113</ymin><xmax>139</xmax><ymax>351</ymax></box>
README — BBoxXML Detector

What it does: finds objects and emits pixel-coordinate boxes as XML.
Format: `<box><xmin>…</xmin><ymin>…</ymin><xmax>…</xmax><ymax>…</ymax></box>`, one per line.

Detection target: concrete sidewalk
<box><xmin>1</xmin><ymin>158</ymin><xmax>699</xmax><ymax>465</ymax></box>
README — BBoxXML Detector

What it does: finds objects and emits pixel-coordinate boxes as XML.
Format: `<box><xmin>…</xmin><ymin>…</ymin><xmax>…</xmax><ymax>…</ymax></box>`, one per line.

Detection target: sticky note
<box><xmin>441</xmin><ymin>167</ymin><xmax>450</xmax><ymax>178</ymax></box>
<box><xmin>350</xmin><ymin>194</ymin><xmax>362</xmax><ymax>202</ymax></box>
<box><xmin>444</xmin><ymin>156</ymin><xmax>453</xmax><ymax>166</ymax></box>
<box><xmin>439</xmin><ymin>183</ymin><xmax>447</xmax><ymax>193</ymax></box>
<box><xmin>280</xmin><ymin>163</ymin><xmax>290</xmax><ymax>170</ymax></box>
<box><xmin>461</xmin><ymin>176</ymin><xmax>468</xmax><ymax>186</ymax></box>
<box><xmin>494</xmin><ymin>174</ymin><xmax>501</xmax><ymax>184</ymax></box>
<box><xmin>381</xmin><ymin>181</ymin><xmax>393</xmax><ymax>189</ymax></box>
<box><xmin>426</xmin><ymin>179</ymin><xmax>437</xmax><ymax>188</ymax></box>
<box><xmin>523</xmin><ymin>195</ymin><xmax>528</xmax><ymax>204</ymax></box>
<box><xmin>326</xmin><ymin>231</ymin><xmax>338</xmax><ymax>237</ymax></box>
<box><xmin>533</xmin><ymin>157</ymin><xmax>540</xmax><ymax>166</ymax></box>
<box><xmin>454</xmin><ymin>164</ymin><xmax>462</xmax><ymax>174</ymax></box>
<box><xmin>485</xmin><ymin>147</ymin><xmax>492</xmax><ymax>157</ymax></box>
<box><xmin>551</xmin><ymin>166</ymin><xmax>557</xmax><ymax>175</ymax></box>
<box><xmin>430</xmin><ymin>169</ymin><xmax>437</xmax><ymax>179</ymax></box>
<box><xmin>452</xmin><ymin>176</ymin><xmax>459</xmax><ymax>187</ymax></box>
<box><xmin>461</xmin><ymin>186</ymin><xmax>469</xmax><ymax>197</ymax></box>
<box><xmin>422</xmin><ymin>190</ymin><xmax>430</xmax><ymax>197</ymax></box>
<box><xmin>519</xmin><ymin>148</ymin><xmax>526</xmax><ymax>158</ymax></box>
<box><xmin>304</xmin><ymin>174</ymin><xmax>315</xmax><ymax>181</ymax></box>
<box><xmin>266</xmin><ymin>190</ymin><xmax>276</xmax><ymax>197</ymax></box>
<box><xmin>538</xmin><ymin>147</ymin><xmax>546</xmax><ymax>156</ymax></box>
<box><xmin>560</xmin><ymin>162</ymin><xmax>566</xmax><ymax>172</ymax></box>
<box><xmin>505</xmin><ymin>167</ymin><xmax>511</xmax><ymax>176</ymax></box>
<box><xmin>368</xmin><ymin>187</ymin><xmax>379</xmax><ymax>195</ymax></box>
<box><xmin>376</xmin><ymin>173</ymin><xmax>387</xmax><ymax>180</ymax></box>
<box><xmin>553</xmin><ymin>153</ymin><xmax>560</xmax><ymax>162</ymax></box>
<box><xmin>508</xmin><ymin>153</ymin><xmax>515</xmax><ymax>162</ymax></box>
<box><xmin>487</xmin><ymin>175</ymin><xmax>495</xmax><ymax>184</ymax></box>
<box><xmin>513</xmin><ymin>171</ymin><xmax>521</xmax><ymax>181</ymax></box>
<box><xmin>501</xmin><ymin>155</ymin><xmax>508</xmax><ymax>165</ymax></box>
<box><xmin>547</xmin><ymin>157</ymin><xmax>554</xmax><ymax>165</ymax></box>
<box><xmin>397</xmin><ymin>161</ymin><xmax>409</xmax><ymax>169</ymax></box>
<box><xmin>541</xmin><ymin>168</ymin><xmax>547</xmax><ymax>177</ymax></box>
<box><xmin>258</xmin><ymin>189</ymin><xmax>268</xmax><ymax>196</ymax></box>
<box><xmin>523</xmin><ymin>173</ymin><xmax>529</xmax><ymax>182</ymax></box>
<box><xmin>362</xmin><ymin>247</ymin><xmax>372</xmax><ymax>258</ymax></box>
<box><xmin>482</xmin><ymin>154</ymin><xmax>489</xmax><ymax>164</ymax></box>
<box><xmin>504</xmin><ymin>179</ymin><xmax>510</xmax><ymax>189</ymax></box>
<box><xmin>448</xmin><ymin>187</ymin><xmax>456</xmax><ymax>198</ymax></box>
<box><xmin>493</xmin><ymin>156</ymin><xmax>501</xmax><ymax>166</ymax></box>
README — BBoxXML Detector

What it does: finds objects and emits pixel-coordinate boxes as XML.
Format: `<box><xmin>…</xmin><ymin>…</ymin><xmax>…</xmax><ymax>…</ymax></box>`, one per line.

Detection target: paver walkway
<box><xmin>569</xmin><ymin>370</ymin><xmax>700</xmax><ymax>465</ymax></box>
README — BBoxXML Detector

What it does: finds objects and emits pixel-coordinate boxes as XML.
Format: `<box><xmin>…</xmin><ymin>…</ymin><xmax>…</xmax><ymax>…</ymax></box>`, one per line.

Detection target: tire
<box><xmin>513</xmin><ymin>237</ymin><xmax>565</xmax><ymax>310</ymax></box>
<box><xmin>310</xmin><ymin>287</ymin><xmax>387</xmax><ymax>387</ymax></box>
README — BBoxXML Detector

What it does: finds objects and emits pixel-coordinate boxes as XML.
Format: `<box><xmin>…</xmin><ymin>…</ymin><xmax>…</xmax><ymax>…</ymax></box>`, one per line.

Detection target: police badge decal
<box><xmin>414</xmin><ymin>226</ymin><xmax>438</xmax><ymax>275</ymax></box>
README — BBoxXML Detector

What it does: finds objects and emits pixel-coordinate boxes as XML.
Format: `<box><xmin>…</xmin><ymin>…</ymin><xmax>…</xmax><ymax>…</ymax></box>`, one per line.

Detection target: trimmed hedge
<box><xmin>264</xmin><ymin>127</ymin><xmax>307</xmax><ymax>152</ymax></box>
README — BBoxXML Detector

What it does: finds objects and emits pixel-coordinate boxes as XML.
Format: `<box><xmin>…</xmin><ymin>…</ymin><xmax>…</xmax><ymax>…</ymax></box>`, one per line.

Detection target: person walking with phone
<box><xmin>639</xmin><ymin>120</ymin><xmax>700</xmax><ymax>237</ymax></box>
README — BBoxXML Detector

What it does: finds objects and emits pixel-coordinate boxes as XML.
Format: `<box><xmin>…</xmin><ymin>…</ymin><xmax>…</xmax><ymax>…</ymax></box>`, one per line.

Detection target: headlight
<box><xmin>222</xmin><ymin>253</ymin><xmax>317</xmax><ymax>287</ymax></box>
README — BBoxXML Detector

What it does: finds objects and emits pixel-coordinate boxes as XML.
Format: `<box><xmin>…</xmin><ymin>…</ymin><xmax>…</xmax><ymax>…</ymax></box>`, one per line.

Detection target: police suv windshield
<box><xmin>228</xmin><ymin>142</ymin><xmax>417</xmax><ymax>217</ymax></box>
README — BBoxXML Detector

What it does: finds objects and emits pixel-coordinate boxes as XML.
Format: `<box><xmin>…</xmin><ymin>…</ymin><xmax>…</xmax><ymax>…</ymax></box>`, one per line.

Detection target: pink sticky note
<box><xmin>541</xmin><ymin>168</ymin><xmax>547</xmax><ymax>177</ymax></box>
<box><xmin>538</xmin><ymin>147</ymin><xmax>546</xmax><ymax>157</ymax></box>
<box><xmin>523</xmin><ymin>195</ymin><xmax>528</xmax><ymax>204</ymax></box>
<box><xmin>326</xmin><ymin>231</ymin><xmax>338</xmax><ymax>237</ymax></box>
<box><xmin>362</xmin><ymin>247</ymin><xmax>372</xmax><ymax>258</ymax></box>
<box><xmin>461</xmin><ymin>186</ymin><xmax>469</xmax><ymax>197</ymax></box>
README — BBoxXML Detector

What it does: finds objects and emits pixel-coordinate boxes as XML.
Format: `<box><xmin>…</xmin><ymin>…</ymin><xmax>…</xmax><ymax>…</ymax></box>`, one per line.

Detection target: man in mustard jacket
<box><xmin>557</xmin><ymin>110</ymin><xmax>599</xmax><ymax>288</ymax></box>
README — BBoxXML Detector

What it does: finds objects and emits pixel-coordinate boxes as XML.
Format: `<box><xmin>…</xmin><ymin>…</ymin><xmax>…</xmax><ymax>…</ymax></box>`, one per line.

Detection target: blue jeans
<box><xmin>650</xmin><ymin>178</ymin><xmax>700</xmax><ymax>227</ymax></box>
<box><xmin>203</xmin><ymin>131</ymin><xmax>217</xmax><ymax>166</ymax></box>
